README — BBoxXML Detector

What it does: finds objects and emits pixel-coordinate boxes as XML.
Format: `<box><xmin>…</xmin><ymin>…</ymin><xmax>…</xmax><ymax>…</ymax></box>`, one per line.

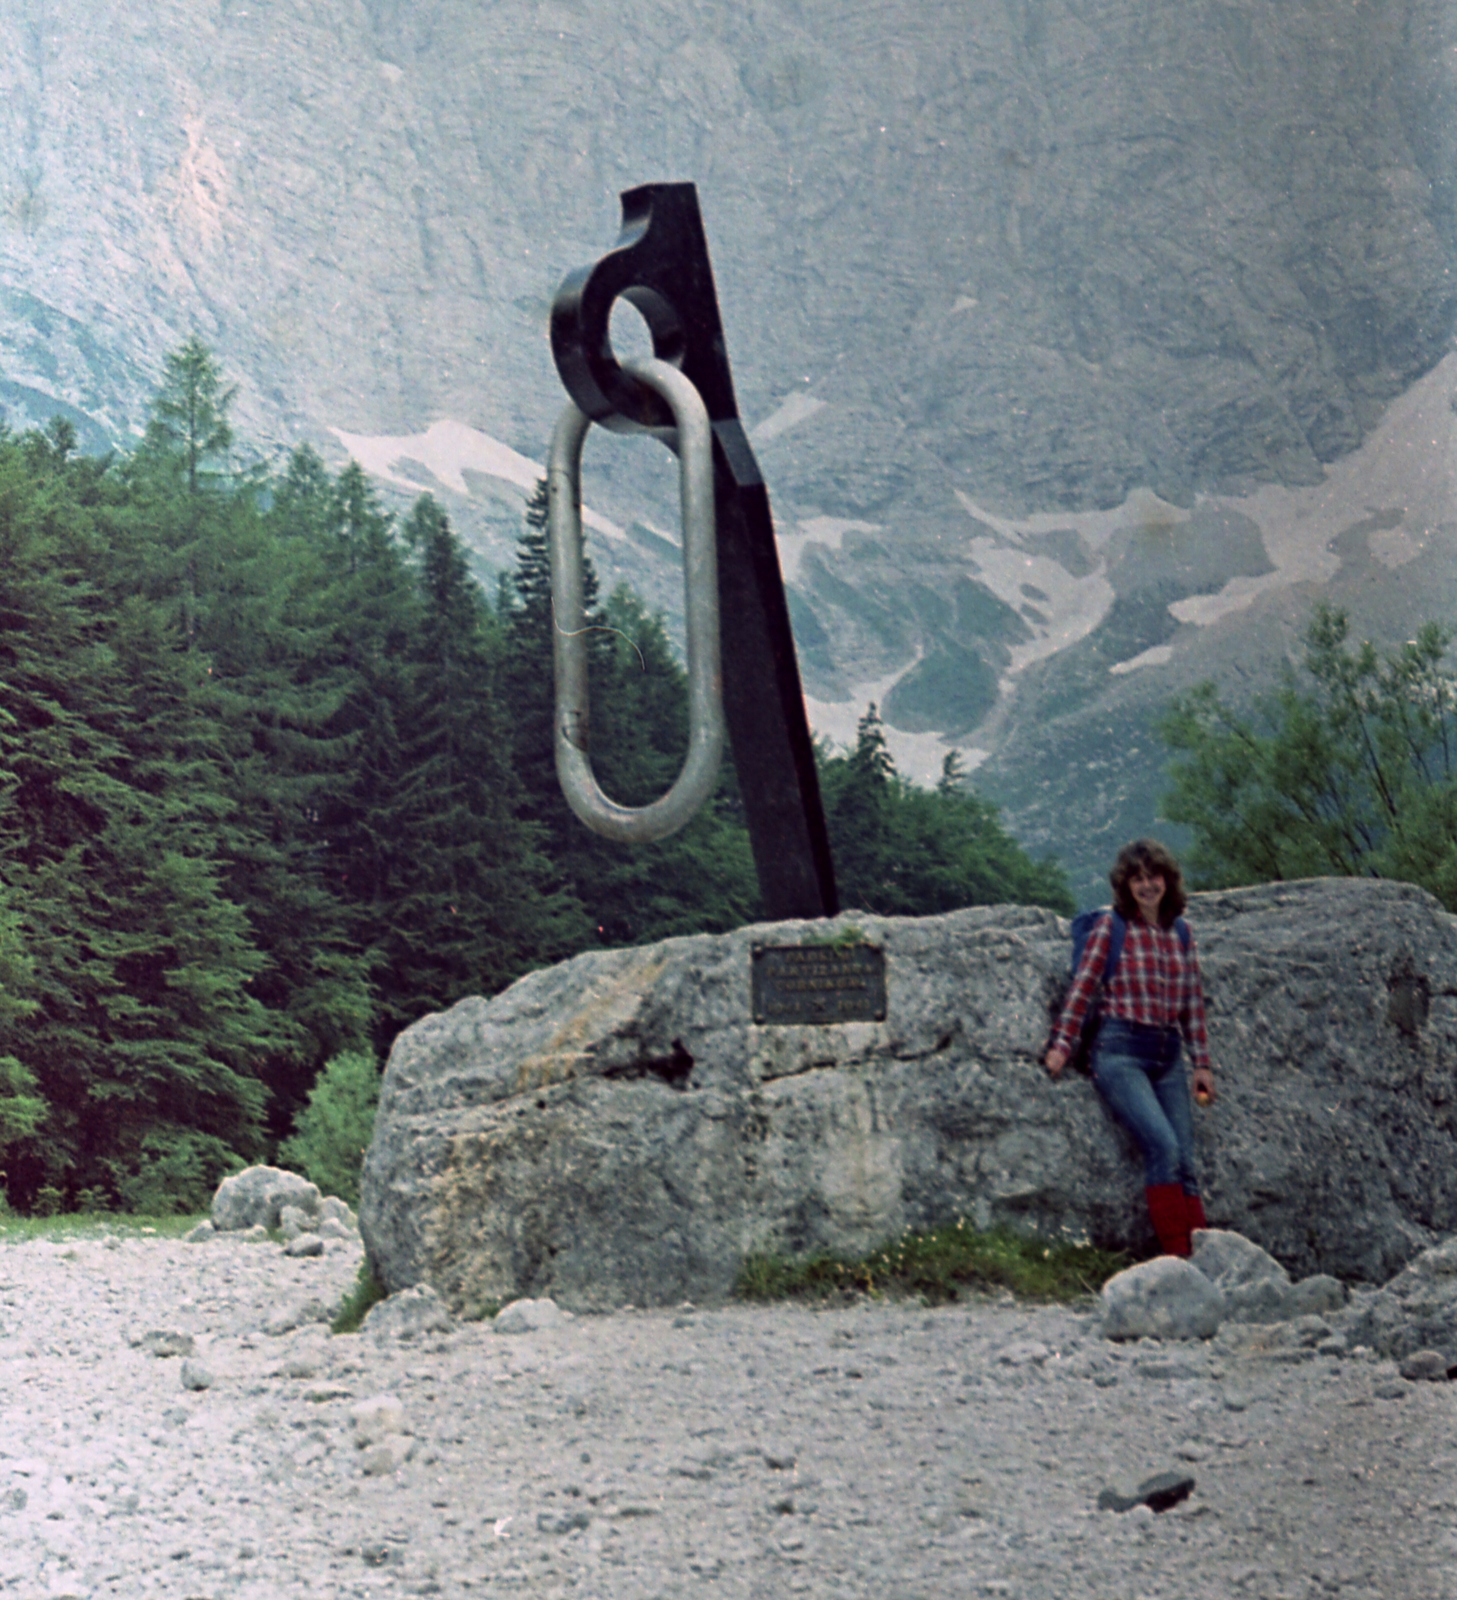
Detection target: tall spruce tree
<box><xmin>296</xmin><ymin>458</ymin><xmax>420</xmax><ymax>1052</ymax></box>
<box><xmin>0</xmin><ymin>867</ymin><xmax>46</xmax><ymax>1160</ymax></box>
<box><xmin>132</xmin><ymin>361</ymin><xmax>374</xmax><ymax>1141</ymax></box>
<box><xmin>202</xmin><ymin>456</ymin><xmax>372</xmax><ymax>1136</ymax></box>
<box><xmin>367</xmin><ymin>496</ymin><xmax>583</xmax><ymax>1037</ymax></box>
<box><xmin>143</xmin><ymin>334</ymin><xmax>236</xmax><ymax>500</ymax></box>
<box><xmin>0</xmin><ymin>422</ymin><xmax>277</xmax><ymax>1210</ymax></box>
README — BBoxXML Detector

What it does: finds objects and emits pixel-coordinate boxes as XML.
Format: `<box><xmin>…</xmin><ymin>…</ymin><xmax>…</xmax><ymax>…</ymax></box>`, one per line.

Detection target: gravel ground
<box><xmin>0</xmin><ymin>1228</ymin><xmax>1454</xmax><ymax>1600</ymax></box>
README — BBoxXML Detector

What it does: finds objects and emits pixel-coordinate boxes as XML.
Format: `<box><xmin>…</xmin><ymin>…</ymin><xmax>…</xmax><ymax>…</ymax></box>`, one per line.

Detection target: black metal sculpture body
<box><xmin>549</xmin><ymin>182</ymin><xmax>838</xmax><ymax>920</ymax></box>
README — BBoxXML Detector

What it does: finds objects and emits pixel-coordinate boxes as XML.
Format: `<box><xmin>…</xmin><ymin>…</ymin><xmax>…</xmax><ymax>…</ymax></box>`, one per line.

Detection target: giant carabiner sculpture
<box><xmin>548</xmin><ymin>357</ymin><xmax>724</xmax><ymax>843</ymax></box>
<box><xmin>548</xmin><ymin>182</ymin><xmax>838</xmax><ymax>919</ymax></box>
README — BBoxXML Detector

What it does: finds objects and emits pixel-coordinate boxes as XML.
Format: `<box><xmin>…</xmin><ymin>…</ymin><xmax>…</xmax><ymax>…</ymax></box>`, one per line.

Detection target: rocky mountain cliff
<box><xmin>4</xmin><ymin>0</ymin><xmax>1456</xmax><ymax>900</ymax></box>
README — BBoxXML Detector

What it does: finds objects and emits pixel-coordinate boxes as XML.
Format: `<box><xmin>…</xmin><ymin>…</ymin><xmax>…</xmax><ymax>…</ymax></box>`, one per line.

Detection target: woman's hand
<box><xmin>1192</xmin><ymin>1067</ymin><xmax>1215</xmax><ymax>1105</ymax></box>
<box><xmin>1044</xmin><ymin>1044</ymin><xmax>1069</xmax><ymax>1080</ymax></box>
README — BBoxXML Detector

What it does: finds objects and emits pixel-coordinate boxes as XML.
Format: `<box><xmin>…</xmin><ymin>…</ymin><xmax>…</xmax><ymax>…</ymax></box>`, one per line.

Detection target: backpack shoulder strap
<box><xmin>1103</xmin><ymin>910</ymin><xmax>1127</xmax><ymax>985</ymax></box>
<box><xmin>1174</xmin><ymin>916</ymin><xmax>1191</xmax><ymax>950</ymax></box>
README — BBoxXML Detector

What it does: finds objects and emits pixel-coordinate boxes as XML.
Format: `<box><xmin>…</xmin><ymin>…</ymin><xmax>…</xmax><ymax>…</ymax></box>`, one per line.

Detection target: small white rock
<box><xmin>360</xmin><ymin>1435</ymin><xmax>413</xmax><ymax>1475</ymax></box>
<box><xmin>351</xmin><ymin>1393</ymin><xmax>406</xmax><ymax>1447</ymax></box>
<box><xmin>360</xmin><ymin>1283</ymin><xmax>454</xmax><ymax>1341</ymax></box>
<box><xmin>493</xmin><ymin>1297</ymin><xmax>574</xmax><ymax>1335</ymax></box>
<box><xmin>319</xmin><ymin>1195</ymin><xmax>358</xmax><ymax>1230</ymax></box>
<box><xmin>278</xmin><ymin>1205</ymin><xmax>313</xmax><ymax>1241</ymax></box>
<box><xmin>1101</xmin><ymin>1257</ymin><xmax>1226</xmax><ymax>1341</ymax></box>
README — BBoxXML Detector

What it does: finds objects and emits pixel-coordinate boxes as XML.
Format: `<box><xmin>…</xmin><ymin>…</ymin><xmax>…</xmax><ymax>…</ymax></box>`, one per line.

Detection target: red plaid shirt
<box><xmin>1052</xmin><ymin>912</ymin><xmax>1211</xmax><ymax>1071</ymax></box>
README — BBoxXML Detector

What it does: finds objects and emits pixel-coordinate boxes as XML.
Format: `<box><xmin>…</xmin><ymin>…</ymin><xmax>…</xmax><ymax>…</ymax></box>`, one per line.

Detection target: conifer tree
<box><xmin>0</xmin><ymin>425</ymin><xmax>275</xmax><ymax>1210</ymax></box>
<box><xmin>820</xmin><ymin>706</ymin><xmax>1073</xmax><ymax>915</ymax></box>
<box><xmin>0</xmin><ymin>888</ymin><xmax>46</xmax><ymax>1157</ymax></box>
<box><xmin>201</xmin><ymin>460</ymin><xmax>373</xmax><ymax>1136</ymax></box>
<box><xmin>368</xmin><ymin>496</ymin><xmax>583</xmax><ymax>1037</ymax></box>
<box><xmin>298</xmin><ymin>458</ymin><xmax>420</xmax><ymax>1028</ymax></box>
<box><xmin>143</xmin><ymin>334</ymin><xmax>236</xmax><ymax>500</ymax></box>
<box><xmin>134</xmin><ymin>368</ymin><xmax>373</xmax><ymax>1138</ymax></box>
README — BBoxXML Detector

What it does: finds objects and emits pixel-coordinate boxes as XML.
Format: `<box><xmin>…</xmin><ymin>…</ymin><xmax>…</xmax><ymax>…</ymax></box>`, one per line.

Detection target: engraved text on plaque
<box><xmin>750</xmin><ymin>943</ymin><xmax>887</xmax><ymax>1025</ymax></box>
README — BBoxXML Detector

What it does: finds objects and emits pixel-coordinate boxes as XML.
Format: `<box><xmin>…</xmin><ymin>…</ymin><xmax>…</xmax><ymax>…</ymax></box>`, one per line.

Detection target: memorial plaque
<box><xmin>750</xmin><ymin>942</ymin><xmax>887</xmax><ymax>1025</ymax></box>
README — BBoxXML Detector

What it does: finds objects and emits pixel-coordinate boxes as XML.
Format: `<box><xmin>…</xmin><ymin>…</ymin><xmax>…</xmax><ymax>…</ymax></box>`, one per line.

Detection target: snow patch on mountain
<box><xmin>777</xmin><ymin>516</ymin><xmax>881</xmax><ymax>583</ymax></box>
<box><xmin>750</xmin><ymin>392</ymin><xmax>827</xmax><ymax>444</ymax></box>
<box><xmin>1109</xmin><ymin>644</ymin><xmax>1176</xmax><ymax>676</ymax></box>
<box><xmin>951</xmin><ymin>352</ymin><xmax>1457</xmax><ymax>670</ymax></box>
<box><xmin>1169</xmin><ymin>352</ymin><xmax>1457</xmax><ymax>625</ymax></box>
<box><xmin>329</xmin><ymin>420</ymin><xmax>625</xmax><ymax>540</ymax></box>
<box><xmin>804</xmin><ymin>654</ymin><xmax>980</xmax><ymax>787</ymax></box>
<box><xmin>952</xmin><ymin>492</ymin><xmax>1117</xmax><ymax>673</ymax></box>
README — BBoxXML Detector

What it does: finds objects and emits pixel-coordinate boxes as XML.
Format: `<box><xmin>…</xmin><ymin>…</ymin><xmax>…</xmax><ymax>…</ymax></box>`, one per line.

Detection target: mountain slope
<box><xmin>3</xmin><ymin>0</ymin><xmax>1456</xmax><ymax>898</ymax></box>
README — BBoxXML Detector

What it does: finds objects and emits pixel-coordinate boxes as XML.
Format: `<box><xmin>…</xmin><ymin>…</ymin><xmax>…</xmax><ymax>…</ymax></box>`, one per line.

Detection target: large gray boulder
<box><xmin>1338</xmin><ymin>1236</ymin><xmax>1457</xmax><ymax>1363</ymax></box>
<box><xmin>1188</xmin><ymin>1229</ymin><xmax>1346</xmax><ymax>1323</ymax></box>
<box><xmin>360</xmin><ymin>878</ymin><xmax>1457</xmax><ymax>1313</ymax></box>
<box><xmin>1100</xmin><ymin>1256</ymin><xmax>1226</xmax><ymax>1341</ymax></box>
<box><xmin>212</xmin><ymin>1166</ymin><xmax>321</xmax><ymax>1232</ymax></box>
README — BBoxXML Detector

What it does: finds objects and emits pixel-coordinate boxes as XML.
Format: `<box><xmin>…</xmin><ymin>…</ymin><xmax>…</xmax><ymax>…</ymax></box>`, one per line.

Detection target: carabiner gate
<box><xmin>547</xmin><ymin>357</ymin><xmax>725</xmax><ymax>843</ymax></box>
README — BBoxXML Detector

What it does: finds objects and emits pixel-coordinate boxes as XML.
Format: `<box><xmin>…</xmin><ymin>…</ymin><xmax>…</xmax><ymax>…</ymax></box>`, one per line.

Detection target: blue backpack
<box><xmin>1064</xmin><ymin>908</ymin><xmax>1190</xmax><ymax>1072</ymax></box>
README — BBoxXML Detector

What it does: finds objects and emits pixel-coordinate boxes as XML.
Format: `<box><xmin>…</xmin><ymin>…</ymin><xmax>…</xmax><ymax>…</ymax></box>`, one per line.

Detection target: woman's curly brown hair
<box><xmin>1109</xmin><ymin>838</ymin><xmax>1188</xmax><ymax>926</ymax></box>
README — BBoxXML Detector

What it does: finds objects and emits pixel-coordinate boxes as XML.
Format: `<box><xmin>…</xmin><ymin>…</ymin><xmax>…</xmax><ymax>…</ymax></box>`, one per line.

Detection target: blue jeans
<box><xmin>1091</xmin><ymin>1019</ymin><xmax>1200</xmax><ymax>1192</ymax></box>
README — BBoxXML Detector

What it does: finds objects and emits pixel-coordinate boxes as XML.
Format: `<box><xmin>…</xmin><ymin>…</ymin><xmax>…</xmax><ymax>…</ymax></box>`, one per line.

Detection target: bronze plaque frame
<box><xmin>750</xmin><ymin>942</ymin><xmax>887</xmax><ymax>1025</ymax></box>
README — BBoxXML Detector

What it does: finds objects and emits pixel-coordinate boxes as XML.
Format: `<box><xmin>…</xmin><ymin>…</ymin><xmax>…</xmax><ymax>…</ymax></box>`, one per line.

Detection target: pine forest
<box><xmin>0</xmin><ymin>340</ymin><xmax>1073</xmax><ymax>1215</ymax></box>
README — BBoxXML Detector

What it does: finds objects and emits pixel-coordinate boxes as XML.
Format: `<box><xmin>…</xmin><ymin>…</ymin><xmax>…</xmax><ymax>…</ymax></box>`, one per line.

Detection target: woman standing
<box><xmin>1044</xmin><ymin>839</ymin><xmax>1216</xmax><ymax>1258</ymax></box>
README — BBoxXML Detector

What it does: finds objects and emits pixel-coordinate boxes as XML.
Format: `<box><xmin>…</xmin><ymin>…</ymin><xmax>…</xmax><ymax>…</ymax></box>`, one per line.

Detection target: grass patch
<box><xmin>804</xmin><ymin>923</ymin><xmax>868</xmax><ymax>949</ymax></box>
<box><xmin>330</xmin><ymin>1261</ymin><xmax>389</xmax><ymax>1334</ymax></box>
<box><xmin>0</xmin><ymin>1213</ymin><xmax>206</xmax><ymax>1245</ymax></box>
<box><xmin>734</xmin><ymin>1218</ymin><xmax>1132</xmax><ymax>1307</ymax></box>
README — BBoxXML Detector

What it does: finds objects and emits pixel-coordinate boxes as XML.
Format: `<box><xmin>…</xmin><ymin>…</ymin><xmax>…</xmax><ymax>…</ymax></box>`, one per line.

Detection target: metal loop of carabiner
<box><xmin>547</xmin><ymin>357</ymin><xmax>725</xmax><ymax>843</ymax></box>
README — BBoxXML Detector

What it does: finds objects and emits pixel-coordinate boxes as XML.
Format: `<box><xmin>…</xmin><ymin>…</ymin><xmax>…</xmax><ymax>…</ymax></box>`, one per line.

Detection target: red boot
<box><xmin>1146</xmin><ymin>1183</ymin><xmax>1192</xmax><ymax>1257</ymax></box>
<box><xmin>1185</xmin><ymin>1192</ymin><xmax>1208</xmax><ymax>1238</ymax></box>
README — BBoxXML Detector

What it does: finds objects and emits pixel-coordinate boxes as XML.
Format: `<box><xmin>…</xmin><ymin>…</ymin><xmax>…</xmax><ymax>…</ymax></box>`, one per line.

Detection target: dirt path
<box><xmin>0</xmin><ymin>1231</ymin><xmax>1453</xmax><ymax>1599</ymax></box>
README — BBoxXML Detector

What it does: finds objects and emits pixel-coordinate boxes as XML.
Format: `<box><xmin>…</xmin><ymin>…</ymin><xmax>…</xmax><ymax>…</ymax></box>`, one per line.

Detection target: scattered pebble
<box><xmin>135</xmin><ymin>1330</ymin><xmax>195</xmax><ymax>1359</ymax></box>
<box><xmin>351</xmin><ymin>1393</ymin><xmax>407</xmax><ymax>1446</ymax></box>
<box><xmin>493</xmin><ymin>1296</ymin><xmax>575</xmax><ymax>1334</ymax></box>
<box><xmin>1398</xmin><ymin>1349</ymin><xmax>1453</xmax><ymax>1382</ymax></box>
<box><xmin>0</xmin><ymin>1232</ymin><xmax>1448</xmax><ymax>1597</ymax></box>
<box><xmin>1097</xmin><ymin>1470</ymin><xmax>1196</xmax><ymax>1514</ymax></box>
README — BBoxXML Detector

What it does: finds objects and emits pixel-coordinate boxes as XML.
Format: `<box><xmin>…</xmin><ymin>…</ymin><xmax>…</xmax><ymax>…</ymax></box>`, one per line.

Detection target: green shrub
<box><xmin>109</xmin><ymin>1129</ymin><xmax>246</xmax><ymax>1216</ymax></box>
<box><xmin>278</xmin><ymin>1049</ymin><xmax>379</xmax><ymax>1207</ymax></box>
<box><xmin>331</xmin><ymin>1261</ymin><xmax>388</xmax><ymax>1334</ymax></box>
